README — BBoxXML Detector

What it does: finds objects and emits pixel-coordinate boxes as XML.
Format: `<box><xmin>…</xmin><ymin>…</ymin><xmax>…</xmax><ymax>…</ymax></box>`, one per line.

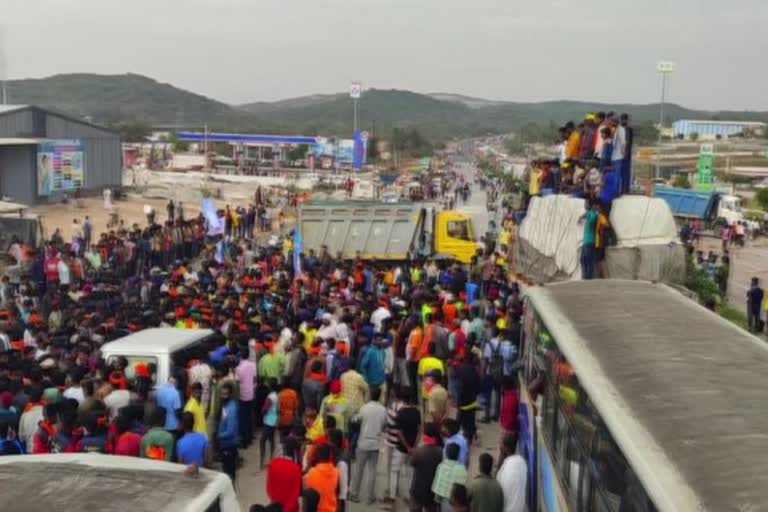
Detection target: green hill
<box><xmin>4</xmin><ymin>73</ymin><xmax>248</xmax><ymax>127</ymax></box>
<box><xmin>5</xmin><ymin>73</ymin><xmax>768</xmax><ymax>140</ymax></box>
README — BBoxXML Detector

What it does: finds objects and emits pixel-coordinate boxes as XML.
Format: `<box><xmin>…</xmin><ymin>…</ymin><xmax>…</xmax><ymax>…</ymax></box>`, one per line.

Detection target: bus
<box><xmin>0</xmin><ymin>453</ymin><xmax>238</xmax><ymax>512</ymax></box>
<box><xmin>518</xmin><ymin>279</ymin><xmax>768</xmax><ymax>512</ymax></box>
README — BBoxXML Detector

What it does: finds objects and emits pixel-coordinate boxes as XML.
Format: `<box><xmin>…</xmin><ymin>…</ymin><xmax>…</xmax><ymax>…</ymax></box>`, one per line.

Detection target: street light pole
<box><xmin>655</xmin><ymin>61</ymin><xmax>675</xmax><ymax>180</ymax></box>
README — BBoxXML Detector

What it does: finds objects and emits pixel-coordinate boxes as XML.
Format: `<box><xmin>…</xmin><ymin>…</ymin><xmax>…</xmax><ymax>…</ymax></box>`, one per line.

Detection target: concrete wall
<box><xmin>0</xmin><ymin>145</ymin><xmax>36</xmax><ymax>205</ymax></box>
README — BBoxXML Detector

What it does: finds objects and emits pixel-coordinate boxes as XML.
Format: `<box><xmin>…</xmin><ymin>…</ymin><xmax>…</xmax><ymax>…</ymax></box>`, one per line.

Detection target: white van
<box><xmin>100</xmin><ymin>328</ymin><xmax>215</xmax><ymax>386</ymax></box>
<box><xmin>0</xmin><ymin>453</ymin><xmax>238</xmax><ymax>512</ymax></box>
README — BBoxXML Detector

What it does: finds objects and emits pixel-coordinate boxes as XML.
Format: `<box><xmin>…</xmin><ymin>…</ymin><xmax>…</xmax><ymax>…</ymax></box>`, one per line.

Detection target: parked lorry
<box><xmin>297</xmin><ymin>200</ymin><xmax>479</xmax><ymax>263</ymax></box>
<box><xmin>654</xmin><ymin>186</ymin><xmax>758</xmax><ymax>229</ymax></box>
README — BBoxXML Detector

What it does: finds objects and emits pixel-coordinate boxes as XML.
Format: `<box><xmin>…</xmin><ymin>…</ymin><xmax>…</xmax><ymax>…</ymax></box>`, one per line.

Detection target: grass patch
<box><xmin>719</xmin><ymin>302</ymin><xmax>750</xmax><ymax>331</ymax></box>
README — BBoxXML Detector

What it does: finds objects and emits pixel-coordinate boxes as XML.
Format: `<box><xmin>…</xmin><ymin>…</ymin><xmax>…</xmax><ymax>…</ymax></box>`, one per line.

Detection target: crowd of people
<box><xmin>527</xmin><ymin>112</ymin><xmax>634</xmax><ymax>204</ymax></box>
<box><xmin>0</xmin><ymin>176</ymin><xmax>529</xmax><ymax>512</ymax></box>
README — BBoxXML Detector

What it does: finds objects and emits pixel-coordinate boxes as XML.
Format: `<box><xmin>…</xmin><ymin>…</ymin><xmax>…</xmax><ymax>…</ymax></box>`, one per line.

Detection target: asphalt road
<box><xmin>236</xmin><ymin>418</ymin><xmax>504</xmax><ymax>512</ymax></box>
<box><xmin>697</xmin><ymin>235</ymin><xmax>768</xmax><ymax>308</ymax></box>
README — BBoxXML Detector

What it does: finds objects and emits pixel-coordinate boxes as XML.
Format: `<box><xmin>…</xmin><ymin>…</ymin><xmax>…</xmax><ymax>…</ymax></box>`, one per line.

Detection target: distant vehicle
<box><xmin>298</xmin><ymin>201</ymin><xmax>479</xmax><ymax>263</ymax></box>
<box><xmin>654</xmin><ymin>186</ymin><xmax>759</xmax><ymax>229</ymax></box>
<box><xmin>519</xmin><ymin>280</ymin><xmax>768</xmax><ymax>512</ymax></box>
<box><xmin>754</xmin><ymin>178</ymin><xmax>768</xmax><ymax>189</ymax></box>
<box><xmin>0</xmin><ymin>453</ymin><xmax>238</xmax><ymax>512</ymax></box>
<box><xmin>381</xmin><ymin>192</ymin><xmax>399</xmax><ymax>203</ymax></box>
<box><xmin>100</xmin><ymin>328</ymin><xmax>214</xmax><ymax>386</ymax></box>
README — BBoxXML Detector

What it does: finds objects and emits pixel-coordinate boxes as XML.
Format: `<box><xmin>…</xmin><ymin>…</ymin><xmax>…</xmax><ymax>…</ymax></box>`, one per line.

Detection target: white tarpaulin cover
<box><xmin>514</xmin><ymin>195</ymin><xmax>684</xmax><ymax>284</ymax></box>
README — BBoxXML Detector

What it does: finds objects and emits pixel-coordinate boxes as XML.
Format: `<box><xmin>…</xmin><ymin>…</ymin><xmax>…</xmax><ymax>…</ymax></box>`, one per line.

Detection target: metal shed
<box><xmin>0</xmin><ymin>105</ymin><xmax>122</xmax><ymax>205</ymax></box>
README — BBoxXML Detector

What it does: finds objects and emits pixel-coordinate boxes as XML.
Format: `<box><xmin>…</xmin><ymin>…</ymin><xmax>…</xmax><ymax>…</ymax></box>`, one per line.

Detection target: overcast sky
<box><xmin>3</xmin><ymin>0</ymin><xmax>767</xmax><ymax>110</ymax></box>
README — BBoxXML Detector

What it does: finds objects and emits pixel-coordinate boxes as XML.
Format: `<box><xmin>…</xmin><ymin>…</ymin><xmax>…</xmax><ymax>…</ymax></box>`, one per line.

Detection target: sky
<box><xmin>2</xmin><ymin>0</ymin><xmax>767</xmax><ymax>110</ymax></box>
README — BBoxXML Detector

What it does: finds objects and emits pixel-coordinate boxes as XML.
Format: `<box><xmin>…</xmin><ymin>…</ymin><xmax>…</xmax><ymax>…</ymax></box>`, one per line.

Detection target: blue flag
<box><xmin>293</xmin><ymin>226</ymin><xmax>303</xmax><ymax>275</ymax></box>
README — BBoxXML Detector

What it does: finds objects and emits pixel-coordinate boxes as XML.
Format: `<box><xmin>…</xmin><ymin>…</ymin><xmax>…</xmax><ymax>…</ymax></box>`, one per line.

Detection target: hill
<box><xmin>4</xmin><ymin>73</ymin><xmax>250</xmax><ymax>127</ymax></box>
<box><xmin>4</xmin><ymin>73</ymin><xmax>768</xmax><ymax>140</ymax></box>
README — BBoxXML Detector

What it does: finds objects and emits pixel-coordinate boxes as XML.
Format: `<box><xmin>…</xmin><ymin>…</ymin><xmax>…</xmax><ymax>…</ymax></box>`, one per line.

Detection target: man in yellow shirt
<box><xmin>565</xmin><ymin>121</ymin><xmax>581</xmax><ymax>161</ymax></box>
<box><xmin>595</xmin><ymin>206</ymin><xmax>610</xmax><ymax>278</ymax></box>
<box><xmin>183</xmin><ymin>382</ymin><xmax>208</xmax><ymax>436</ymax></box>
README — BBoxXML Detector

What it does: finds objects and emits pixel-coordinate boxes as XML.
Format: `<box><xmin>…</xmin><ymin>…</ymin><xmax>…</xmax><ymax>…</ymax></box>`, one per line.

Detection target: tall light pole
<box><xmin>655</xmin><ymin>61</ymin><xmax>675</xmax><ymax>179</ymax></box>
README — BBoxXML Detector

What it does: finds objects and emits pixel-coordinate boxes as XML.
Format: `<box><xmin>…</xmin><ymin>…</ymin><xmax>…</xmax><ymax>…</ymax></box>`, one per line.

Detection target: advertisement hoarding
<box><xmin>311</xmin><ymin>136</ymin><xmax>367</xmax><ymax>167</ymax></box>
<box><xmin>37</xmin><ymin>139</ymin><xmax>85</xmax><ymax>196</ymax></box>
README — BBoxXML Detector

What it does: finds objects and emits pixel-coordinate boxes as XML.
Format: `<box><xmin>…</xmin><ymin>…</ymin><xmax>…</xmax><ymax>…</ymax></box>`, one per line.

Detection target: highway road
<box><xmin>236</xmin><ymin>172</ymin><xmax>504</xmax><ymax>511</ymax></box>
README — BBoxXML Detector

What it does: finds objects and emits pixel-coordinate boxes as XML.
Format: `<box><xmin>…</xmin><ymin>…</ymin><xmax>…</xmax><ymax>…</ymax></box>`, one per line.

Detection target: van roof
<box><xmin>0</xmin><ymin>453</ymin><xmax>238</xmax><ymax>512</ymax></box>
<box><xmin>100</xmin><ymin>328</ymin><xmax>214</xmax><ymax>356</ymax></box>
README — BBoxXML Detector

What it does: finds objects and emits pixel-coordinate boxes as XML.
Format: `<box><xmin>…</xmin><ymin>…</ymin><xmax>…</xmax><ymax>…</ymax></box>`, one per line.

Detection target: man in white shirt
<box><xmin>497</xmin><ymin>433</ymin><xmax>527</xmax><ymax>512</ymax></box>
<box><xmin>63</xmin><ymin>369</ymin><xmax>86</xmax><ymax>405</ymax></box>
<box><xmin>370</xmin><ymin>302</ymin><xmax>392</xmax><ymax>335</ymax></box>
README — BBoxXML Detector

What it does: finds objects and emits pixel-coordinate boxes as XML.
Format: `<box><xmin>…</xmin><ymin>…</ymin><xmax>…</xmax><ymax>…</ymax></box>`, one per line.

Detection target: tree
<box><xmin>112</xmin><ymin>121</ymin><xmax>151</xmax><ymax>142</ymax></box>
<box><xmin>672</xmin><ymin>174</ymin><xmax>692</xmax><ymax>189</ymax></box>
<box><xmin>634</xmin><ymin>121</ymin><xmax>661</xmax><ymax>145</ymax></box>
<box><xmin>169</xmin><ymin>133</ymin><xmax>189</xmax><ymax>152</ymax></box>
<box><xmin>756</xmin><ymin>188</ymin><xmax>768</xmax><ymax>211</ymax></box>
<box><xmin>287</xmin><ymin>144</ymin><xmax>308</xmax><ymax>162</ymax></box>
<box><xmin>366</xmin><ymin>136</ymin><xmax>380</xmax><ymax>161</ymax></box>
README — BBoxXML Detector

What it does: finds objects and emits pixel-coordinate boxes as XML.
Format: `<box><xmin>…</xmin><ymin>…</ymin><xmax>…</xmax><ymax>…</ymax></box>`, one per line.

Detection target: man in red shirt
<box><xmin>267</xmin><ymin>438</ymin><xmax>302</xmax><ymax>512</ymax></box>
<box><xmin>113</xmin><ymin>414</ymin><xmax>141</xmax><ymax>457</ymax></box>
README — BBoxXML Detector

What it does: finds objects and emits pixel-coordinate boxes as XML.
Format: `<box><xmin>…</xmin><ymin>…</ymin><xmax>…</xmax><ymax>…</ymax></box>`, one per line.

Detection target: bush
<box><xmin>685</xmin><ymin>265</ymin><xmax>720</xmax><ymax>305</ymax></box>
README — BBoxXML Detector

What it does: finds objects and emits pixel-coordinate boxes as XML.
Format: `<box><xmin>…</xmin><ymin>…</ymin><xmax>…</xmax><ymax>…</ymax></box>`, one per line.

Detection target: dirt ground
<box><xmin>29</xmin><ymin>196</ymin><xmax>212</xmax><ymax>241</ymax></box>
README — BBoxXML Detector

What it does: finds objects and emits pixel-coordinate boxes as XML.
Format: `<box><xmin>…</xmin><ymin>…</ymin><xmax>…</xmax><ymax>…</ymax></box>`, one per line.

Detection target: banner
<box><xmin>696</xmin><ymin>147</ymin><xmax>714</xmax><ymax>192</ymax></box>
<box><xmin>353</xmin><ymin>131</ymin><xmax>367</xmax><ymax>171</ymax></box>
<box><xmin>37</xmin><ymin>140</ymin><xmax>85</xmax><ymax>196</ymax></box>
<box><xmin>293</xmin><ymin>226</ymin><xmax>303</xmax><ymax>275</ymax></box>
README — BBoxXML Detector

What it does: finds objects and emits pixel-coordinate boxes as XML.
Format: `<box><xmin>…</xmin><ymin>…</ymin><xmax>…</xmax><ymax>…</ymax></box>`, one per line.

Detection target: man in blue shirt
<box><xmin>217</xmin><ymin>382</ymin><xmax>240</xmax><ymax>483</ymax></box>
<box><xmin>177</xmin><ymin>412</ymin><xmax>208</xmax><ymax>467</ymax></box>
<box><xmin>156</xmin><ymin>381</ymin><xmax>182</xmax><ymax>434</ymax></box>
<box><xmin>440</xmin><ymin>418</ymin><xmax>469</xmax><ymax>466</ymax></box>
<box><xmin>360</xmin><ymin>336</ymin><xmax>386</xmax><ymax>390</ymax></box>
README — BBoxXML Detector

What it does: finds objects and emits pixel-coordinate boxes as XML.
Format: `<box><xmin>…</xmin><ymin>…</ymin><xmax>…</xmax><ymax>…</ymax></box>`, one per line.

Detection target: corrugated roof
<box><xmin>0</xmin><ymin>104</ymin><xmax>28</xmax><ymax>115</ymax></box>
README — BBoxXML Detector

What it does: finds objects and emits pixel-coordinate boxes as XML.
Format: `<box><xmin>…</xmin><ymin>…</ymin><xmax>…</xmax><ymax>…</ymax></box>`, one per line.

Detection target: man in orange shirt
<box><xmin>406</xmin><ymin>322</ymin><xmax>424</xmax><ymax>404</ymax></box>
<box><xmin>304</xmin><ymin>444</ymin><xmax>340</xmax><ymax>512</ymax></box>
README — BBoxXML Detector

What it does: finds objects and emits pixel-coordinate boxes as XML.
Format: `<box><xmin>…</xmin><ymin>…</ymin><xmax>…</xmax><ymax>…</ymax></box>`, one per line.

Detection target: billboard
<box><xmin>37</xmin><ymin>139</ymin><xmax>85</xmax><ymax>196</ymax></box>
<box><xmin>350</xmin><ymin>81</ymin><xmax>362</xmax><ymax>99</ymax></box>
<box><xmin>311</xmin><ymin>136</ymin><xmax>367</xmax><ymax>166</ymax></box>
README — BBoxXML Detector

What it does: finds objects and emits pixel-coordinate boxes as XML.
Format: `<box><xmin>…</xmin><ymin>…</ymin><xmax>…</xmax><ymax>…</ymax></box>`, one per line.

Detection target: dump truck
<box><xmin>297</xmin><ymin>200</ymin><xmax>479</xmax><ymax>263</ymax></box>
<box><xmin>654</xmin><ymin>186</ymin><xmax>758</xmax><ymax>229</ymax></box>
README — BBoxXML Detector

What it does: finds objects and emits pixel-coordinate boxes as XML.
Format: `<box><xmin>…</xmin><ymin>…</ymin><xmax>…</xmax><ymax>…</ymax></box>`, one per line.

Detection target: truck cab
<box><xmin>434</xmin><ymin>211</ymin><xmax>478</xmax><ymax>264</ymax></box>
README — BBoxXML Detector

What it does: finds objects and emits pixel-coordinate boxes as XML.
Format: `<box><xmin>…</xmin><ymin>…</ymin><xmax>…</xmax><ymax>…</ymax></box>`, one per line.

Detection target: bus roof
<box><xmin>100</xmin><ymin>328</ymin><xmax>214</xmax><ymax>355</ymax></box>
<box><xmin>0</xmin><ymin>453</ymin><xmax>238</xmax><ymax>512</ymax></box>
<box><xmin>528</xmin><ymin>280</ymin><xmax>768</xmax><ymax>512</ymax></box>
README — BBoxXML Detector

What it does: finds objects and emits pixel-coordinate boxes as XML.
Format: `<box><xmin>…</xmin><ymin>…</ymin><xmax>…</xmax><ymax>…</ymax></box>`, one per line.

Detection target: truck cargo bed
<box><xmin>299</xmin><ymin>201</ymin><xmax>426</xmax><ymax>260</ymax></box>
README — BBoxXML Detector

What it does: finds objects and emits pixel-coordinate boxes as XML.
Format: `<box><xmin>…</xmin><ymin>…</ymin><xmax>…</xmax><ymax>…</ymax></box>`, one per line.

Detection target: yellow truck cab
<box><xmin>433</xmin><ymin>210</ymin><xmax>478</xmax><ymax>264</ymax></box>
